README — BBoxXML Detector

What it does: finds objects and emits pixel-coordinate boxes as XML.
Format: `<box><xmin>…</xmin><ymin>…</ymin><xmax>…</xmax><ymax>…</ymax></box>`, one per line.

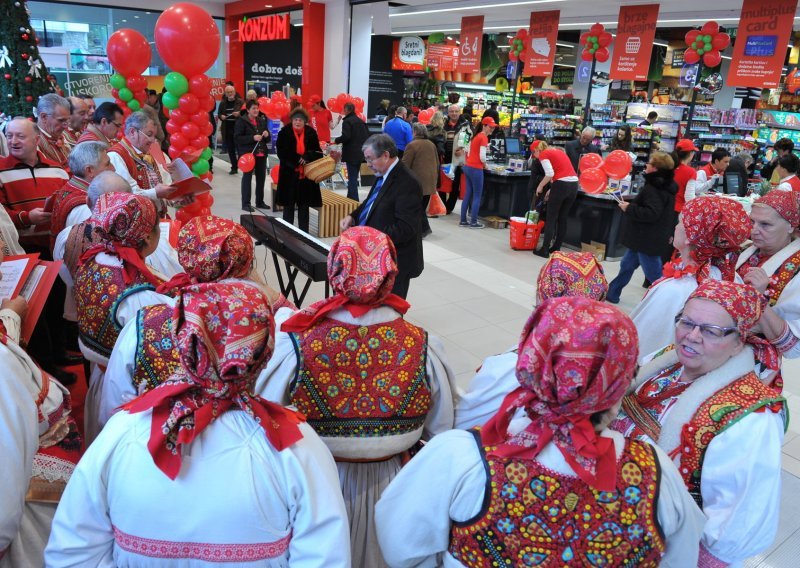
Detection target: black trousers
<box><xmin>222</xmin><ymin>122</ymin><xmax>237</xmax><ymax>170</ymax></box>
<box><xmin>392</xmin><ymin>270</ymin><xmax>412</xmax><ymax>299</ymax></box>
<box><xmin>241</xmin><ymin>155</ymin><xmax>267</xmax><ymax>207</ymax></box>
<box><xmin>540</xmin><ymin>180</ymin><xmax>578</xmax><ymax>253</ymax></box>
<box><xmin>439</xmin><ymin>164</ymin><xmax>462</xmax><ymax>213</ymax></box>
<box><xmin>421</xmin><ymin>195</ymin><xmax>432</xmax><ymax>232</ymax></box>
<box><xmin>283</xmin><ymin>203</ymin><xmax>310</xmax><ymax>233</ymax></box>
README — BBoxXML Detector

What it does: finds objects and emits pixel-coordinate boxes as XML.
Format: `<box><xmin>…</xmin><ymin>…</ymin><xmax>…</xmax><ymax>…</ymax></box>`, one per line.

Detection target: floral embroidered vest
<box><xmin>49</xmin><ymin>177</ymin><xmax>88</xmax><ymax>248</ymax></box>
<box><xmin>109</xmin><ymin>139</ymin><xmax>162</xmax><ymax>190</ymax></box>
<box><xmin>289</xmin><ymin>319</ymin><xmax>430</xmax><ymax>444</ymax></box>
<box><xmin>133</xmin><ymin>303</ymin><xmax>180</xmax><ymax>394</ymax></box>
<box><xmin>75</xmin><ymin>258</ymin><xmax>156</xmax><ymax>360</ymax></box>
<box><xmin>675</xmin><ymin>372</ymin><xmax>785</xmax><ymax>506</ymax></box>
<box><xmin>737</xmin><ymin>248</ymin><xmax>800</xmax><ymax>308</ymax></box>
<box><xmin>448</xmin><ymin>431</ymin><xmax>666</xmax><ymax>568</ymax></box>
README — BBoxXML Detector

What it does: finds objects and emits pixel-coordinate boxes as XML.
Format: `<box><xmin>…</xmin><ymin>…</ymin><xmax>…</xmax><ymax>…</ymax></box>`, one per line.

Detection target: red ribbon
<box><xmin>79</xmin><ymin>243</ymin><xmax>163</xmax><ymax>288</ymax></box>
<box><xmin>281</xmin><ymin>292</ymin><xmax>410</xmax><ymax>333</ymax></box>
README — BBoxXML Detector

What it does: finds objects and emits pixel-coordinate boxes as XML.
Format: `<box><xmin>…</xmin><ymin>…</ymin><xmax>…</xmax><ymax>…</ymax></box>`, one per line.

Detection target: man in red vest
<box><xmin>36</xmin><ymin>94</ymin><xmax>72</xmax><ymax>170</ymax></box>
<box><xmin>77</xmin><ymin>102</ymin><xmax>124</xmax><ymax>145</ymax></box>
<box><xmin>695</xmin><ymin>147</ymin><xmax>730</xmax><ymax>194</ymax></box>
<box><xmin>63</xmin><ymin>96</ymin><xmax>89</xmax><ymax>149</ymax></box>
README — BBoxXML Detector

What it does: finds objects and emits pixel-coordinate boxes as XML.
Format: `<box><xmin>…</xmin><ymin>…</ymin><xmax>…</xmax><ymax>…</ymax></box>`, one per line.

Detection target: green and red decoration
<box><xmin>107</xmin><ymin>29</ymin><xmax>151</xmax><ymax>117</ymax></box>
<box><xmin>580</xmin><ymin>23</ymin><xmax>612</xmax><ymax>63</ymax></box>
<box><xmin>684</xmin><ymin>21</ymin><xmax>730</xmax><ymax>69</ymax></box>
<box><xmin>507</xmin><ymin>28</ymin><xmax>529</xmax><ymax>63</ymax></box>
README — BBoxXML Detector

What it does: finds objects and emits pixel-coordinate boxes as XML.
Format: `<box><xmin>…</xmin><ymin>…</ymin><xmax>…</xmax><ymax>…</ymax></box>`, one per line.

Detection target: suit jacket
<box><xmin>565</xmin><ymin>139</ymin><xmax>601</xmax><ymax>171</ymax></box>
<box><xmin>335</xmin><ymin>113</ymin><xmax>370</xmax><ymax>164</ymax></box>
<box><xmin>350</xmin><ymin>160</ymin><xmax>423</xmax><ymax>279</ymax></box>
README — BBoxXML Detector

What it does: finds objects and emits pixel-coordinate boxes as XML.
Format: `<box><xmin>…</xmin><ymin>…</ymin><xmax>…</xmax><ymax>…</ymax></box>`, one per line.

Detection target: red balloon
<box><xmin>191</xmin><ymin>136</ymin><xmax>209</xmax><ymax>149</ymax></box>
<box><xmin>188</xmin><ymin>74</ymin><xmax>211</xmax><ymax>96</ymax></box>
<box><xmin>168</xmin><ymin>146</ymin><xmax>182</xmax><ymax>160</ymax></box>
<box><xmin>336</xmin><ymin>93</ymin><xmax>348</xmax><ymax>105</ymax></box>
<box><xmin>712</xmin><ymin>33</ymin><xmax>731</xmax><ymax>51</ymax></box>
<box><xmin>579</xmin><ymin>153</ymin><xmax>603</xmax><ymax>172</ymax></box>
<box><xmin>353</xmin><ymin>96</ymin><xmax>364</xmax><ymax>111</ymax></box>
<box><xmin>181</xmin><ymin>122</ymin><xmax>200</xmax><ymax>140</ymax></box>
<box><xmin>684</xmin><ymin>48</ymin><xmax>700</xmax><ymax>65</ymax></box>
<box><xmin>703</xmin><ymin>50</ymin><xmax>722</xmax><ymax>68</ymax></box>
<box><xmin>685</xmin><ymin>30</ymin><xmax>701</xmax><ymax>46</ymax></box>
<box><xmin>580</xmin><ymin>167</ymin><xmax>608</xmax><ymax>194</ymax></box>
<box><xmin>165</xmin><ymin>119</ymin><xmax>180</xmax><ymax>135</ymax></box>
<box><xmin>271</xmin><ymin>91</ymin><xmax>286</xmax><ymax>102</ymax></box>
<box><xmin>170</xmin><ymin>133</ymin><xmax>188</xmax><ymax>150</ymax></box>
<box><xmin>198</xmin><ymin>95</ymin><xmax>216</xmax><ymax>113</ymax></box>
<box><xmin>107</xmin><ymin>29</ymin><xmax>151</xmax><ymax>76</ymax></box>
<box><xmin>111</xmin><ymin>88</ymin><xmax>119</xmax><ymax>98</ymax></box>
<box><xmin>271</xmin><ymin>165</ymin><xmax>280</xmax><ymax>185</ymax></box>
<box><xmin>154</xmin><ymin>3</ymin><xmax>220</xmax><ymax>77</ymax></box>
<box><xmin>171</xmin><ymin>109</ymin><xmax>189</xmax><ymax>124</ymax></box>
<box><xmin>327</xmin><ymin>97</ymin><xmax>338</xmax><ymax>112</ymax></box>
<box><xmin>701</xmin><ymin>21</ymin><xmax>720</xmax><ymax>36</ymax></box>
<box><xmin>595</xmin><ymin>47</ymin><xmax>610</xmax><ymax>63</ymax></box>
<box><xmin>579</xmin><ymin>32</ymin><xmax>590</xmax><ymax>45</ymax></box>
<box><xmin>258</xmin><ymin>96</ymin><xmax>270</xmax><ymax>114</ymax></box>
<box><xmin>357</xmin><ymin>112</ymin><xmax>366</xmax><ymax>121</ymax></box>
<box><xmin>191</xmin><ymin>112</ymin><xmax>209</xmax><ymax>127</ymax></box>
<box><xmin>162</xmin><ymin>105</ymin><xmax>171</xmax><ymax>118</ymax></box>
<box><xmin>199</xmin><ymin>122</ymin><xmax>213</xmax><ymax>137</ymax></box>
<box><xmin>418</xmin><ymin>110</ymin><xmax>432</xmax><ymax>125</ymax></box>
<box><xmin>264</xmin><ymin>102</ymin><xmax>281</xmax><ymax>121</ymax></box>
<box><xmin>238</xmin><ymin>153</ymin><xmax>256</xmax><ymax>173</ymax></box>
<box><xmin>581</xmin><ymin>50</ymin><xmax>594</xmax><ymax>62</ymax></box>
<box><xmin>123</xmin><ymin>107</ymin><xmax>132</xmax><ymax>117</ymax></box>
<box><xmin>590</xmin><ymin>23</ymin><xmax>604</xmax><ymax>34</ymax></box>
<box><xmin>179</xmin><ymin>93</ymin><xmax>200</xmax><ymax>114</ymax></box>
<box><xmin>603</xmin><ymin>150</ymin><xmax>633</xmax><ymax>180</ymax></box>
<box><xmin>509</xmin><ymin>51</ymin><xmax>519</xmax><ymax>62</ymax></box>
<box><xmin>597</xmin><ymin>31</ymin><xmax>613</xmax><ymax>48</ymax></box>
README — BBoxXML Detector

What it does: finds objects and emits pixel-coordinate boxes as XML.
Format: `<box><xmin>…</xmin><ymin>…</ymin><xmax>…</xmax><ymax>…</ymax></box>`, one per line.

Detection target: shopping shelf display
<box><xmin>517</xmin><ymin>113</ymin><xmax>581</xmax><ymax>149</ymax></box>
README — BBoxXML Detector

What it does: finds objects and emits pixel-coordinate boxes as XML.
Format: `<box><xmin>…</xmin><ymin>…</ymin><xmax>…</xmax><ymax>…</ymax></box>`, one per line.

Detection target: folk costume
<box><xmin>48</xmin><ymin>175</ymin><xmax>90</xmax><ymax>251</ymax></box>
<box><xmin>75</xmin><ymin>125</ymin><xmax>111</xmax><ymax>146</ymax></box>
<box><xmin>377</xmin><ymin>297</ymin><xmax>704</xmax><ymax>567</ymax></box>
<box><xmin>45</xmin><ymin>282</ymin><xmax>351</xmax><ymax>567</ymax></box>
<box><xmin>107</xmin><ymin>137</ymin><xmax>167</xmax><ymax>212</ymax></box>
<box><xmin>613</xmin><ymin>281</ymin><xmax>786</xmax><ymax>567</ymax></box>
<box><xmin>61</xmin><ymin>127</ymin><xmax>81</xmax><ymax>150</ymax></box>
<box><xmin>632</xmin><ymin>196</ymin><xmax>751</xmax><ymax>361</ymax></box>
<box><xmin>256</xmin><ymin>226</ymin><xmax>457</xmax><ymax>568</ymax></box>
<box><xmin>36</xmin><ymin>129</ymin><xmax>70</xmax><ymax>172</ymax></box>
<box><xmin>456</xmin><ymin>252</ymin><xmax>608</xmax><ymax>430</ymax></box>
<box><xmin>72</xmin><ymin>193</ymin><xmax>170</xmax><ymax>444</ymax></box>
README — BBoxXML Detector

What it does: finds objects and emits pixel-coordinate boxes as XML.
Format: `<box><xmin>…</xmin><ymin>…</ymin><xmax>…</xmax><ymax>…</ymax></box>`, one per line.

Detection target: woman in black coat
<box><xmin>234</xmin><ymin>99</ymin><xmax>271</xmax><ymax>211</ymax></box>
<box><xmin>606</xmin><ymin>151</ymin><xmax>677</xmax><ymax>303</ymax></box>
<box><xmin>276</xmin><ymin>107</ymin><xmax>323</xmax><ymax>233</ymax></box>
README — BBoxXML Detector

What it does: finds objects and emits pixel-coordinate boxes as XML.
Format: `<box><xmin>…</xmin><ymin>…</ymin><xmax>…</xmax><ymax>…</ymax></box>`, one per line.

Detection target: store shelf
<box><xmin>689</xmin><ymin>117</ymin><xmax>712</xmax><ymax>122</ymax></box>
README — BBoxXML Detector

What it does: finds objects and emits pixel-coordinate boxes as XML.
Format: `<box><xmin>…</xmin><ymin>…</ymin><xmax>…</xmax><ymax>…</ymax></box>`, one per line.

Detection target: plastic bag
<box><xmin>427</xmin><ymin>192</ymin><xmax>446</xmax><ymax>217</ymax></box>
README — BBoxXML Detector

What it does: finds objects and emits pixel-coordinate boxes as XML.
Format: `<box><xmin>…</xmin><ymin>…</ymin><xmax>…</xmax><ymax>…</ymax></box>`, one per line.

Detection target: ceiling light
<box><xmin>447</xmin><ymin>36</ymin><xmax>453</xmax><ymax>40</ymax></box>
<box><xmin>134</xmin><ymin>15</ymin><xmax>139</xmax><ymax>18</ymax></box>
<box><xmin>121</xmin><ymin>19</ymin><xmax>127</xmax><ymax>22</ymax></box>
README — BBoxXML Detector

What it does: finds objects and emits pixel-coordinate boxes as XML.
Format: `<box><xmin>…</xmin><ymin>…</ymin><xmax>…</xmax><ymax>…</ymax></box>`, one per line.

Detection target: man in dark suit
<box><xmin>340</xmin><ymin>134</ymin><xmax>423</xmax><ymax>298</ymax></box>
<box><xmin>565</xmin><ymin>127</ymin><xmax>601</xmax><ymax>171</ymax></box>
<box><xmin>335</xmin><ymin>102</ymin><xmax>370</xmax><ymax>201</ymax></box>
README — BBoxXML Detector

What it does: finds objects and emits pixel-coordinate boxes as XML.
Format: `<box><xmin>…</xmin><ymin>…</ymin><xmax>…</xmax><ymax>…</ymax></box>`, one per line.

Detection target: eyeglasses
<box><xmin>111</xmin><ymin>121</ymin><xmax>123</xmax><ymax>128</ymax></box>
<box><xmin>136</xmin><ymin>128</ymin><xmax>156</xmax><ymax>141</ymax></box>
<box><xmin>674</xmin><ymin>314</ymin><xmax>739</xmax><ymax>340</ymax></box>
<box><xmin>364</xmin><ymin>151</ymin><xmax>387</xmax><ymax>164</ymax></box>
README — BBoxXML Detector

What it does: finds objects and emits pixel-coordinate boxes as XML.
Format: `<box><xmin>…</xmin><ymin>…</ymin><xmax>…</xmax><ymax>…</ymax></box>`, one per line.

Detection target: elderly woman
<box><xmin>631</xmin><ymin>196</ymin><xmax>751</xmax><ymax>361</ymax></box>
<box><xmin>456</xmin><ymin>251</ymin><xmax>608</xmax><ymax>429</ymax></box>
<box><xmin>735</xmin><ymin>190</ymin><xmax>800</xmax><ymax>389</ymax></box>
<box><xmin>100</xmin><ymin>215</ymin><xmax>291</xmax><ymax>429</ymax></box>
<box><xmin>72</xmin><ymin>192</ymin><xmax>171</xmax><ymax>444</ymax></box>
<box><xmin>402</xmin><ymin>122</ymin><xmax>439</xmax><ymax>237</ymax></box>
<box><xmin>377</xmin><ymin>297</ymin><xmax>704</xmax><ymax>567</ymax></box>
<box><xmin>45</xmin><ymin>282</ymin><xmax>350</xmax><ymax>566</ymax></box>
<box><xmin>256</xmin><ymin>226</ymin><xmax>456</xmax><ymax>568</ymax></box>
<box><xmin>612</xmin><ymin>280</ymin><xmax>786</xmax><ymax>566</ymax></box>
<box><xmin>276</xmin><ymin>107</ymin><xmax>323</xmax><ymax>233</ymax></box>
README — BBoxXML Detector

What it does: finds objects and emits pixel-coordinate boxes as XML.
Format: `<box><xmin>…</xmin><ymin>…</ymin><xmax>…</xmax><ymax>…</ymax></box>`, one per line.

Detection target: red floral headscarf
<box><xmin>754</xmin><ymin>190</ymin><xmax>800</xmax><ymax>230</ymax></box>
<box><xmin>124</xmin><ymin>282</ymin><xmax>304</xmax><ymax>479</ymax></box>
<box><xmin>158</xmin><ymin>215</ymin><xmax>255</xmax><ymax>293</ymax></box>
<box><xmin>680</xmin><ymin>196</ymin><xmax>751</xmax><ymax>282</ymax></box>
<box><xmin>282</xmin><ymin>226</ymin><xmax>410</xmax><ymax>332</ymax></box>
<box><xmin>80</xmin><ymin>192</ymin><xmax>162</xmax><ymax>286</ymax></box>
<box><xmin>481</xmin><ymin>297</ymin><xmax>638</xmax><ymax>491</ymax></box>
<box><xmin>536</xmin><ymin>251</ymin><xmax>608</xmax><ymax>303</ymax></box>
<box><xmin>687</xmin><ymin>279</ymin><xmax>779</xmax><ymax>371</ymax></box>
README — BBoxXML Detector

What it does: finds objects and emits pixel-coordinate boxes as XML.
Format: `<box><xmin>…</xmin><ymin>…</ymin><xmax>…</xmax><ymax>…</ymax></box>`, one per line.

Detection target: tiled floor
<box><xmin>210</xmin><ymin>154</ymin><xmax>799</xmax><ymax>566</ymax></box>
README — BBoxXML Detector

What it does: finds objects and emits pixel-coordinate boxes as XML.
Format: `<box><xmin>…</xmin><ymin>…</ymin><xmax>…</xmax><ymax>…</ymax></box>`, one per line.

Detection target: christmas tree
<box><xmin>0</xmin><ymin>0</ymin><xmax>57</xmax><ymax>117</ymax></box>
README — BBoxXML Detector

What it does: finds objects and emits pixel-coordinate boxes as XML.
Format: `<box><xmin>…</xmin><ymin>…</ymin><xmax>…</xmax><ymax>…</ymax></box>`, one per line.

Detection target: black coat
<box><xmin>565</xmin><ymin>139</ymin><xmax>602</xmax><ymax>171</ymax></box>
<box><xmin>620</xmin><ymin>169</ymin><xmax>677</xmax><ymax>256</ymax></box>
<box><xmin>349</xmin><ymin>160</ymin><xmax>424</xmax><ymax>279</ymax></box>
<box><xmin>335</xmin><ymin>113</ymin><xmax>370</xmax><ymax>164</ymax></box>
<box><xmin>276</xmin><ymin>124</ymin><xmax>323</xmax><ymax>208</ymax></box>
<box><xmin>233</xmin><ymin>114</ymin><xmax>270</xmax><ymax>157</ymax></box>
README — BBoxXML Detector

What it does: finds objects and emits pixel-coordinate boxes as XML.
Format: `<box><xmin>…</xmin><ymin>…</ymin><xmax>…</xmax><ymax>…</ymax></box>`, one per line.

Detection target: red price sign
<box><xmin>457</xmin><ymin>16</ymin><xmax>484</xmax><ymax>74</ymax></box>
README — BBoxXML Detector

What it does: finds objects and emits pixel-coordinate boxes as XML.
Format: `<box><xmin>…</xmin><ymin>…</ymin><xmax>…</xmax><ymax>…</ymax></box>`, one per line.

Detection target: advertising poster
<box><xmin>729</xmin><ymin>0</ymin><xmax>798</xmax><ymax>88</ymax></box>
<box><xmin>525</xmin><ymin>10</ymin><xmax>560</xmax><ymax>77</ymax></box>
<box><xmin>457</xmin><ymin>16</ymin><xmax>484</xmax><ymax>74</ymax></box>
<box><xmin>243</xmin><ymin>22</ymin><xmax>303</xmax><ymax>91</ymax></box>
<box><xmin>427</xmin><ymin>44</ymin><xmax>459</xmax><ymax>72</ymax></box>
<box><xmin>391</xmin><ymin>38</ymin><xmax>425</xmax><ymax>71</ymax></box>
<box><xmin>610</xmin><ymin>4</ymin><xmax>659</xmax><ymax>81</ymax></box>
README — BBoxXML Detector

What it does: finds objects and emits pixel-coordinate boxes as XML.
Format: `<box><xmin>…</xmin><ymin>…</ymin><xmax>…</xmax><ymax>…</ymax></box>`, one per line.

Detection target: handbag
<box><xmin>303</xmin><ymin>156</ymin><xmax>336</xmax><ymax>183</ymax></box>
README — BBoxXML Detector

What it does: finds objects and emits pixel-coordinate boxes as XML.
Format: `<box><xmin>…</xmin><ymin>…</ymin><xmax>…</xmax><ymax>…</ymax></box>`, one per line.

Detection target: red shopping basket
<box><xmin>509</xmin><ymin>220</ymin><xmax>544</xmax><ymax>251</ymax></box>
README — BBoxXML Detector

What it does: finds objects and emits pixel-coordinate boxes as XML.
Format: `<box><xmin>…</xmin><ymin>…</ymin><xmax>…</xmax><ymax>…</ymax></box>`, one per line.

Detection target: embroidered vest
<box><xmin>109</xmin><ymin>140</ymin><xmax>161</xmax><ymax>190</ymax></box>
<box><xmin>75</xmin><ymin>258</ymin><xmax>156</xmax><ymax>360</ymax></box>
<box><xmin>737</xmin><ymin>248</ymin><xmax>800</xmax><ymax>307</ymax></box>
<box><xmin>289</xmin><ymin>319</ymin><xmax>430</xmax><ymax>442</ymax></box>
<box><xmin>133</xmin><ymin>303</ymin><xmax>180</xmax><ymax>395</ymax></box>
<box><xmin>37</xmin><ymin>132</ymin><xmax>70</xmax><ymax>170</ymax></box>
<box><xmin>49</xmin><ymin>178</ymin><xmax>88</xmax><ymax>248</ymax></box>
<box><xmin>675</xmin><ymin>372</ymin><xmax>785</xmax><ymax>506</ymax></box>
<box><xmin>448</xmin><ymin>432</ymin><xmax>665</xmax><ymax>568</ymax></box>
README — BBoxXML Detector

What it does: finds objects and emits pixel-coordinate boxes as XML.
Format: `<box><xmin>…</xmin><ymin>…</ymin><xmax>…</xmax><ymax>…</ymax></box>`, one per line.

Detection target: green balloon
<box><xmin>704</xmin><ymin>35</ymin><xmax>712</xmax><ymax>43</ymax></box>
<box><xmin>118</xmin><ymin>88</ymin><xmax>133</xmax><ymax>102</ymax></box>
<box><xmin>109</xmin><ymin>73</ymin><xmax>126</xmax><ymax>90</ymax></box>
<box><xmin>592</xmin><ymin>36</ymin><xmax>599</xmax><ymax>44</ymax></box>
<box><xmin>164</xmin><ymin>71</ymin><xmax>188</xmax><ymax>97</ymax></box>
<box><xmin>691</xmin><ymin>41</ymin><xmax>697</xmax><ymax>49</ymax></box>
<box><xmin>697</xmin><ymin>48</ymin><xmax>705</xmax><ymax>55</ymax></box>
<box><xmin>128</xmin><ymin>100</ymin><xmax>141</xmax><ymax>111</ymax></box>
<box><xmin>590</xmin><ymin>47</ymin><xmax>597</xmax><ymax>53</ymax></box>
<box><xmin>191</xmin><ymin>159</ymin><xmax>210</xmax><ymax>176</ymax></box>
<box><xmin>162</xmin><ymin>92</ymin><xmax>180</xmax><ymax>110</ymax></box>
<box><xmin>200</xmin><ymin>147</ymin><xmax>213</xmax><ymax>160</ymax></box>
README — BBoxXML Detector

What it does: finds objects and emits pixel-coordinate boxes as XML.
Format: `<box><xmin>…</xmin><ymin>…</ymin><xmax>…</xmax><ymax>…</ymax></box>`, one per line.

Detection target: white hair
<box><xmin>68</xmin><ymin>141</ymin><xmax>108</xmax><ymax>178</ymax></box>
<box><xmin>124</xmin><ymin>110</ymin><xmax>154</xmax><ymax>133</ymax></box>
<box><xmin>87</xmin><ymin>172</ymin><xmax>132</xmax><ymax>210</ymax></box>
<box><xmin>36</xmin><ymin>93</ymin><xmax>70</xmax><ymax>118</ymax></box>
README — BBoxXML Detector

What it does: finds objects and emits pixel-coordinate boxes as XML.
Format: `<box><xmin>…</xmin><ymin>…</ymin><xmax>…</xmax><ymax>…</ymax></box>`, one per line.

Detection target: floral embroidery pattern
<box><xmin>134</xmin><ymin>304</ymin><xmax>181</xmax><ymax>394</ymax></box>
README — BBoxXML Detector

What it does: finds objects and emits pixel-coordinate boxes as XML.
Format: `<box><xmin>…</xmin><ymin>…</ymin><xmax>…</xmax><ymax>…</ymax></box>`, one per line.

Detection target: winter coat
<box><xmin>335</xmin><ymin>112</ymin><xmax>370</xmax><ymax>164</ymax></box>
<box><xmin>234</xmin><ymin>114</ymin><xmax>270</xmax><ymax>157</ymax></box>
<box><xmin>620</xmin><ymin>169</ymin><xmax>677</xmax><ymax>256</ymax></box>
<box><xmin>402</xmin><ymin>138</ymin><xmax>439</xmax><ymax>196</ymax></box>
<box><xmin>276</xmin><ymin>124</ymin><xmax>323</xmax><ymax>208</ymax></box>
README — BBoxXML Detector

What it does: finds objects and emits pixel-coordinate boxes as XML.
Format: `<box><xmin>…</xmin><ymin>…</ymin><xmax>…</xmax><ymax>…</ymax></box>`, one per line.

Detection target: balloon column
<box><xmin>155</xmin><ymin>2</ymin><xmax>220</xmax><ymax>195</ymax></box>
<box><xmin>579</xmin><ymin>24</ymin><xmax>612</xmax><ymax>63</ymax></box>
<box><xmin>684</xmin><ymin>21</ymin><xmax>730</xmax><ymax>69</ymax></box>
<box><xmin>507</xmin><ymin>29</ymin><xmax>529</xmax><ymax>64</ymax></box>
<box><xmin>106</xmin><ymin>29</ymin><xmax>151</xmax><ymax>117</ymax></box>
<box><xmin>326</xmin><ymin>93</ymin><xmax>366</xmax><ymax>121</ymax></box>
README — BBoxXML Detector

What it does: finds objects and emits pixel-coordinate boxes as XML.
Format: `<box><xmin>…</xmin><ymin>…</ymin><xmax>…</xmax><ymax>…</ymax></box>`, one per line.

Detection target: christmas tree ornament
<box><xmin>27</xmin><ymin>58</ymin><xmax>41</xmax><ymax>78</ymax></box>
<box><xmin>21</xmin><ymin>53</ymin><xmax>28</xmax><ymax>60</ymax></box>
<box><xmin>24</xmin><ymin>76</ymin><xmax>31</xmax><ymax>83</ymax></box>
<box><xmin>0</xmin><ymin>47</ymin><xmax>13</xmax><ymax>68</ymax></box>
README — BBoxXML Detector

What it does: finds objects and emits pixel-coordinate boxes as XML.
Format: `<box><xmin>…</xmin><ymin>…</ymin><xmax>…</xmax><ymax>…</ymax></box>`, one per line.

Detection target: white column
<box><xmin>320</xmin><ymin>0</ymin><xmax>350</xmax><ymax>99</ymax></box>
<box><xmin>349</xmin><ymin>3</ymin><xmax>381</xmax><ymax>102</ymax></box>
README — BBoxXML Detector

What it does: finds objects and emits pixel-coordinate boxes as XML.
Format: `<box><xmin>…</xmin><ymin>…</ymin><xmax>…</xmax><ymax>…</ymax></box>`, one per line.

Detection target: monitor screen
<box><xmin>505</xmin><ymin>138</ymin><xmax>521</xmax><ymax>155</ymax></box>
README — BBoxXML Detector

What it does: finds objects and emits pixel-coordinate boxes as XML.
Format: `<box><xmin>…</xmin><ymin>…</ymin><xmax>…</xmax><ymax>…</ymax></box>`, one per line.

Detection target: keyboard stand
<box><xmin>270</xmin><ymin>252</ymin><xmax>331</xmax><ymax>308</ymax></box>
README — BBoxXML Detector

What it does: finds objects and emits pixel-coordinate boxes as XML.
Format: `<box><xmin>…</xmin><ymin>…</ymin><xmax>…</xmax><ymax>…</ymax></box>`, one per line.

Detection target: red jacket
<box><xmin>673</xmin><ymin>164</ymin><xmax>696</xmax><ymax>212</ymax></box>
<box><xmin>539</xmin><ymin>148</ymin><xmax>577</xmax><ymax>180</ymax></box>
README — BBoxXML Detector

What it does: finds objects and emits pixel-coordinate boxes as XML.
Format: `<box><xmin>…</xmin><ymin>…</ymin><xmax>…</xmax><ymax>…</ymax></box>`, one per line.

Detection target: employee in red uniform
<box><xmin>531</xmin><ymin>140</ymin><xmax>579</xmax><ymax>258</ymax></box>
<box><xmin>695</xmin><ymin>147</ymin><xmax>730</xmax><ymax>194</ymax></box>
<box><xmin>460</xmin><ymin>117</ymin><xmax>496</xmax><ymax>229</ymax></box>
<box><xmin>672</xmin><ymin>139</ymin><xmax>698</xmax><ymax>213</ymax></box>
<box><xmin>774</xmin><ymin>153</ymin><xmax>800</xmax><ymax>192</ymax></box>
<box><xmin>309</xmin><ymin>96</ymin><xmax>335</xmax><ymax>145</ymax></box>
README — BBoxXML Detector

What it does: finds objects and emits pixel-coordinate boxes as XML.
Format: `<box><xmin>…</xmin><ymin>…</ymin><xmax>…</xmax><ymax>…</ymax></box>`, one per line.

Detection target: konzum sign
<box><xmin>239</xmin><ymin>13</ymin><xmax>291</xmax><ymax>43</ymax></box>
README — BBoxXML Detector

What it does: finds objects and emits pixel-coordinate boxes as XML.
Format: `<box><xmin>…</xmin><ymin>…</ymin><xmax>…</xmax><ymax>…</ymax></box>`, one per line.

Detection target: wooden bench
<box><xmin>314</xmin><ymin>189</ymin><xmax>359</xmax><ymax>238</ymax></box>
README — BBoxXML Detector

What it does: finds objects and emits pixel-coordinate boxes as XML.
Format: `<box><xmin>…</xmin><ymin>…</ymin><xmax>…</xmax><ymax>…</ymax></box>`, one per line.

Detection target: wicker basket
<box><xmin>304</xmin><ymin>156</ymin><xmax>336</xmax><ymax>183</ymax></box>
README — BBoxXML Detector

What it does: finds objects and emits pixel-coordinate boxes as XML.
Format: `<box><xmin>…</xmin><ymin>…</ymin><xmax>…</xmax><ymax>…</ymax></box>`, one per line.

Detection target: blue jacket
<box><xmin>383</xmin><ymin>117</ymin><xmax>413</xmax><ymax>151</ymax></box>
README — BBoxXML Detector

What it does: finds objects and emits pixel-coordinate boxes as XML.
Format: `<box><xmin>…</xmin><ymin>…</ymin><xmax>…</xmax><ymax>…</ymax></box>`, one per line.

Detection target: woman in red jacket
<box><xmin>531</xmin><ymin>141</ymin><xmax>579</xmax><ymax>258</ymax></box>
<box><xmin>672</xmin><ymin>139</ymin><xmax>698</xmax><ymax>214</ymax></box>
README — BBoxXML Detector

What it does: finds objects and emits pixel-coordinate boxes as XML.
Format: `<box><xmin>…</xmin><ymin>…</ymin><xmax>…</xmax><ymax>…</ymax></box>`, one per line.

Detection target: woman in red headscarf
<box><xmin>256</xmin><ymin>225</ymin><xmax>457</xmax><ymax>568</ymax></box>
<box><xmin>632</xmin><ymin>195</ymin><xmax>751</xmax><ymax>362</ymax></box>
<box><xmin>73</xmin><ymin>192</ymin><xmax>173</xmax><ymax>445</ymax></box>
<box><xmin>613</xmin><ymin>280</ymin><xmax>786</xmax><ymax>566</ymax></box>
<box><xmin>377</xmin><ymin>297</ymin><xmax>704</xmax><ymax>567</ymax></box>
<box><xmin>45</xmin><ymin>282</ymin><xmax>350</xmax><ymax>567</ymax></box>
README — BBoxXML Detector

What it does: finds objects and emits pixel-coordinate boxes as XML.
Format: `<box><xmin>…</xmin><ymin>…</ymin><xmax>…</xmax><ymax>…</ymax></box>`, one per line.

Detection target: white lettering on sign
<box><xmin>251</xmin><ymin>63</ymin><xmax>303</xmax><ymax>76</ymax></box>
<box><xmin>398</xmin><ymin>36</ymin><xmax>425</xmax><ymax>65</ymax></box>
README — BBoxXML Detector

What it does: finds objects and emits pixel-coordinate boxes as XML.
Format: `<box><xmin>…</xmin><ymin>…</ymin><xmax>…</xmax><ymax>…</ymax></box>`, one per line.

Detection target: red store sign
<box><xmin>238</xmin><ymin>13</ymin><xmax>291</xmax><ymax>43</ymax></box>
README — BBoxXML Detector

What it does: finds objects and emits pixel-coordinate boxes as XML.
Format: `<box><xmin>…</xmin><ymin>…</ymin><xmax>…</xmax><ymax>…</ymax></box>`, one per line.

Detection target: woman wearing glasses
<box><xmin>612</xmin><ymin>280</ymin><xmax>786</xmax><ymax>567</ymax></box>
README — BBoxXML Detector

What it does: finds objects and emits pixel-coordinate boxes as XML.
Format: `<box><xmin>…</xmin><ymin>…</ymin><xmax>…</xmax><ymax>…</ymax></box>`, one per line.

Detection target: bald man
<box><xmin>63</xmin><ymin>96</ymin><xmax>89</xmax><ymax>149</ymax></box>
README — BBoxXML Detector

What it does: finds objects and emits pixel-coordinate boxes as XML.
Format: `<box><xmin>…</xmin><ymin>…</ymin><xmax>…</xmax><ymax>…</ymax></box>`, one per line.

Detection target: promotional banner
<box><xmin>525</xmin><ymin>10</ymin><xmax>560</xmax><ymax>77</ymax></box>
<box><xmin>391</xmin><ymin>39</ymin><xmax>425</xmax><ymax>71</ymax></box>
<box><xmin>729</xmin><ymin>0</ymin><xmax>798</xmax><ymax>88</ymax></box>
<box><xmin>610</xmin><ymin>4</ymin><xmax>659</xmax><ymax>81</ymax></box>
<box><xmin>243</xmin><ymin>22</ymin><xmax>303</xmax><ymax>91</ymax></box>
<box><xmin>427</xmin><ymin>43</ymin><xmax>459</xmax><ymax>72</ymax></box>
<box><xmin>457</xmin><ymin>16</ymin><xmax>484</xmax><ymax>74</ymax></box>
